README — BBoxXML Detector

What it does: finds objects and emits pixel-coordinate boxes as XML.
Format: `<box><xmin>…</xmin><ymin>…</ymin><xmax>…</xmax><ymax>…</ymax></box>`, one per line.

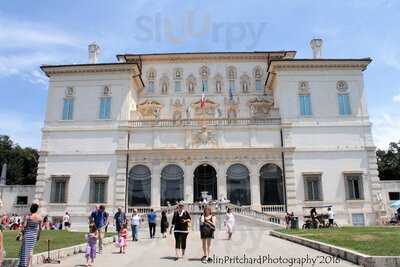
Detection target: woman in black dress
<box><xmin>160</xmin><ymin>210</ymin><xmax>168</xmax><ymax>238</ymax></box>
<box><xmin>170</xmin><ymin>203</ymin><xmax>191</xmax><ymax>260</ymax></box>
<box><xmin>200</xmin><ymin>206</ymin><xmax>216</xmax><ymax>263</ymax></box>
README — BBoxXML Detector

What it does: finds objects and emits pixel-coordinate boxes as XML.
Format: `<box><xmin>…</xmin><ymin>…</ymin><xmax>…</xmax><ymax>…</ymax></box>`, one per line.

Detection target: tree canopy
<box><xmin>0</xmin><ymin>135</ymin><xmax>38</xmax><ymax>185</ymax></box>
<box><xmin>377</xmin><ymin>141</ymin><xmax>400</xmax><ymax>180</ymax></box>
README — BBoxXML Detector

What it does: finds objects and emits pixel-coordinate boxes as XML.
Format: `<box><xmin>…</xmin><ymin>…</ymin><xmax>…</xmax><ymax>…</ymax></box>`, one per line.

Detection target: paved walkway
<box><xmin>41</xmin><ymin>216</ymin><xmax>357</xmax><ymax>267</ymax></box>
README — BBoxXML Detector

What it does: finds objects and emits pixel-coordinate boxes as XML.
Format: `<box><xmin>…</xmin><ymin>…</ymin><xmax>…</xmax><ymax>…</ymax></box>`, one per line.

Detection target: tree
<box><xmin>377</xmin><ymin>141</ymin><xmax>400</xmax><ymax>180</ymax></box>
<box><xmin>0</xmin><ymin>135</ymin><xmax>39</xmax><ymax>185</ymax></box>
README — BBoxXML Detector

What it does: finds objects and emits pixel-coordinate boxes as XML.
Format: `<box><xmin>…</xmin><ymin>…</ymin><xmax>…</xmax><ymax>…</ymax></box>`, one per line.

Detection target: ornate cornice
<box><xmin>118</xmin><ymin>51</ymin><xmax>296</xmax><ymax>63</ymax></box>
<box><xmin>40</xmin><ymin>63</ymin><xmax>141</xmax><ymax>77</ymax></box>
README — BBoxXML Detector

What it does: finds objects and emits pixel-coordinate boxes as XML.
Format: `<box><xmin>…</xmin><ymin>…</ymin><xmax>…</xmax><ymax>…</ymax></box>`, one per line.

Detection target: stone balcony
<box><xmin>127</xmin><ymin>117</ymin><xmax>281</xmax><ymax>128</ymax></box>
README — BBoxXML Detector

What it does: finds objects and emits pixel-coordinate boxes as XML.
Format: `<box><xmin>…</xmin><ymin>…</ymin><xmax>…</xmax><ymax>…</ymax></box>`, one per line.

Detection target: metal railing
<box><xmin>128</xmin><ymin>117</ymin><xmax>280</xmax><ymax>128</ymax></box>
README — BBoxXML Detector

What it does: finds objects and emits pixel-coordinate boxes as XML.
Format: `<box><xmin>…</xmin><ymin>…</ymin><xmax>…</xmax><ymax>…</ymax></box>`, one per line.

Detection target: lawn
<box><xmin>4</xmin><ymin>230</ymin><xmax>114</xmax><ymax>259</ymax></box>
<box><xmin>279</xmin><ymin>227</ymin><xmax>400</xmax><ymax>256</ymax></box>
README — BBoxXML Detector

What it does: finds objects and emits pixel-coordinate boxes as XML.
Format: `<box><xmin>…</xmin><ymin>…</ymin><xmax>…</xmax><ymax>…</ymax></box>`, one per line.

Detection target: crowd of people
<box><xmin>85</xmin><ymin>202</ymin><xmax>236</xmax><ymax>265</ymax></box>
<box><xmin>0</xmin><ymin>201</ymin><xmax>236</xmax><ymax>267</ymax></box>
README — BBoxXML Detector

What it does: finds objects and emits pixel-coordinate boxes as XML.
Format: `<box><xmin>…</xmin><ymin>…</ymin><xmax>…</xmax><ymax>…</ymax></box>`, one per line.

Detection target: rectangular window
<box><xmin>255</xmin><ymin>79</ymin><xmax>262</xmax><ymax>91</ymax></box>
<box><xmin>50</xmin><ymin>176</ymin><xmax>69</xmax><ymax>203</ymax></box>
<box><xmin>304</xmin><ymin>175</ymin><xmax>322</xmax><ymax>201</ymax></box>
<box><xmin>299</xmin><ymin>95</ymin><xmax>312</xmax><ymax>116</ymax></box>
<box><xmin>147</xmin><ymin>81</ymin><xmax>155</xmax><ymax>93</ymax></box>
<box><xmin>202</xmin><ymin>80</ymin><xmax>208</xmax><ymax>92</ymax></box>
<box><xmin>389</xmin><ymin>192</ymin><xmax>400</xmax><ymax>201</ymax></box>
<box><xmin>229</xmin><ymin>80</ymin><xmax>235</xmax><ymax>92</ymax></box>
<box><xmin>174</xmin><ymin>81</ymin><xmax>182</xmax><ymax>92</ymax></box>
<box><xmin>338</xmin><ymin>94</ymin><xmax>351</xmax><ymax>115</ymax></box>
<box><xmin>89</xmin><ymin>176</ymin><xmax>108</xmax><ymax>203</ymax></box>
<box><xmin>99</xmin><ymin>97</ymin><xmax>111</xmax><ymax>119</ymax></box>
<box><xmin>345</xmin><ymin>174</ymin><xmax>364</xmax><ymax>200</ymax></box>
<box><xmin>16</xmin><ymin>196</ymin><xmax>28</xmax><ymax>205</ymax></box>
<box><xmin>62</xmin><ymin>98</ymin><xmax>74</xmax><ymax>120</ymax></box>
<box><xmin>352</xmin><ymin>213</ymin><xmax>365</xmax><ymax>226</ymax></box>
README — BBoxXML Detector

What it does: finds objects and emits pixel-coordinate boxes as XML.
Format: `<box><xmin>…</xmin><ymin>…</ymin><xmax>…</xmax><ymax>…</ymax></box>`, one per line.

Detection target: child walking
<box><xmin>85</xmin><ymin>224</ymin><xmax>98</xmax><ymax>266</ymax></box>
<box><xmin>118</xmin><ymin>223</ymin><xmax>128</xmax><ymax>254</ymax></box>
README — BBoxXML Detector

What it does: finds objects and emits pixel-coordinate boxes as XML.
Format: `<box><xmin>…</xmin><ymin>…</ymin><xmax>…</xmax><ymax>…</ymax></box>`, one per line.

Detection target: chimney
<box><xmin>310</xmin><ymin>38</ymin><xmax>323</xmax><ymax>59</ymax></box>
<box><xmin>88</xmin><ymin>42</ymin><xmax>100</xmax><ymax>64</ymax></box>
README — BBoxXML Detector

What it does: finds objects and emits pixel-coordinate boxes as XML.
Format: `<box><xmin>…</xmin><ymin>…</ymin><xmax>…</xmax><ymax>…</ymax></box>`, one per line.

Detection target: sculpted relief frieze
<box><xmin>137</xmin><ymin>99</ymin><xmax>162</xmax><ymax>120</ymax></box>
<box><xmin>248</xmin><ymin>95</ymin><xmax>274</xmax><ymax>118</ymax></box>
<box><xmin>192</xmin><ymin>127</ymin><xmax>218</xmax><ymax>148</ymax></box>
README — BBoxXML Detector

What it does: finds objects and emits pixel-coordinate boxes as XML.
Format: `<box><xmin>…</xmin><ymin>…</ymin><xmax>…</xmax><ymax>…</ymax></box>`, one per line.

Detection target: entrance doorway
<box><xmin>193</xmin><ymin>164</ymin><xmax>217</xmax><ymax>202</ymax></box>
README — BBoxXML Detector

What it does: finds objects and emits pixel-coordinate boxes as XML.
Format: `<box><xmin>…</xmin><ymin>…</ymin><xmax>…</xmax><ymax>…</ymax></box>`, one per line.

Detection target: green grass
<box><xmin>279</xmin><ymin>227</ymin><xmax>400</xmax><ymax>256</ymax></box>
<box><xmin>4</xmin><ymin>230</ymin><xmax>114</xmax><ymax>259</ymax></box>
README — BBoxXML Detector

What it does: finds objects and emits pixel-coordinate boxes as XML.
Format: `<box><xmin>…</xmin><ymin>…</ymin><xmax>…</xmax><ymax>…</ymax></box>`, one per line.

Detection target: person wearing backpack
<box><xmin>199</xmin><ymin>205</ymin><xmax>216</xmax><ymax>263</ymax></box>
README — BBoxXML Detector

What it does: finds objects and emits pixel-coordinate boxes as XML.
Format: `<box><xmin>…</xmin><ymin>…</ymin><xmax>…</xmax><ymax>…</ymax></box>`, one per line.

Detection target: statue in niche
<box><xmin>216</xmin><ymin>80</ymin><xmax>222</xmax><ymax>93</ymax></box>
<box><xmin>217</xmin><ymin>107</ymin><xmax>223</xmax><ymax>118</ymax></box>
<box><xmin>161</xmin><ymin>82</ymin><xmax>168</xmax><ymax>94</ymax></box>
<box><xmin>172</xmin><ymin>98</ymin><xmax>183</xmax><ymax>121</ymax></box>
<box><xmin>186</xmin><ymin>105</ymin><xmax>192</xmax><ymax>119</ymax></box>
<box><xmin>224</xmin><ymin>96</ymin><xmax>239</xmax><ymax>119</ymax></box>
<box><xmin>188</xmin><ymin>82</ymin><xmax>194</xmax><ymax>93</ymax></box>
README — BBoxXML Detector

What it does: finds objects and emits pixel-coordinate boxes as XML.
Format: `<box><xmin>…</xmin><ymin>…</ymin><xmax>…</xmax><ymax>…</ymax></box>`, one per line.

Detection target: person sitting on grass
<box><xmin>85</xmin><ymin>224</ymin><xmax>98</xmax><ymax>267</ymax></box>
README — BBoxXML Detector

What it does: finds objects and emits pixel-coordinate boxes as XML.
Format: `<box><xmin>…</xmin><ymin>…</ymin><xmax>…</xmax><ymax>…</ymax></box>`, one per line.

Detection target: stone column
<box><xmin>114</xmin><ymin>154</ymin><xmax>127</xmax><ymax>209</ymax></box>
<box><xmin>284</xmin><ymin>152</ymin><xmax>299</xmax><ymax>214</ymax></box>
<box><xmin>34</xmin><ymin>151</ymin><xmax>48</xmax><ymax>213</ymax></box>
<box><xmin>217</xmin><ymin>162</ymin><xmax>227</xmax><ymax>200</ymax></box>
<box><xmin>184</xmin><ymin>161</ymin><xmax>194</xmax><ymax>203</ymax></box>
<box><xmin>249</xmin><ymin>162</ymin><xmax>261</xmax><ymax>211</ymax></box>
<box><xmin>151</xmin><ymin>162</ymin><xmax>161</xmax><ymax>209</ymax></box>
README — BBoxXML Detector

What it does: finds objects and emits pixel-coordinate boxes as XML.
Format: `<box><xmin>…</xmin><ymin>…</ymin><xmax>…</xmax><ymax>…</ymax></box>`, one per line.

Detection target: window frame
<box><xmin>89</xmin><ymin>175</ymin><xmax>108</xmax><ymax>204</ymax></box>
<box><xmin>99</xmin><ymin>96</ymin><xmax>112</xmax><ymax>120</ymax></box>
<box><xmin>303</xmin><ymin>174</ymin><xmax>323</xmax><ymax>201</ymax></box>
<box><xmin>338</xmin><ymin>93</ymin><xmax>352</xmax><ymax>116</ymax></box>
<box><xmin>50</xmin><ymin>175</ymin><xmax>69</xmax><ymax>204</ymax></box>
<box><xmin>344</xmin><ymin>173</ymin><xmax>364</xmax><ymax>200</ymax></box>
<box><xmin>299</xmin><ymin>94</ymin><xmax>312</xmax><ymax>116</ymax></box>
<box><xmin>62</xmin><ymin>98</ymin><xmax>74</xmax><ymax>121</ymax></box>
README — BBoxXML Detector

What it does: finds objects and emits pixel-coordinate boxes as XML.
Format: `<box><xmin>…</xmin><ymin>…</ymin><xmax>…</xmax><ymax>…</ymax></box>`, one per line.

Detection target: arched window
<box><xmin>260</xmin><ymin>164</ymin><xmax>284</xmax><ymax>205</ymax></box>
<box><xmin>227</xmin><ymin>164</ymin><xmax>251</xmax><ymax>206</ymax></box>
<box><xmin>128</xmin><ymin>165</ymin><xmax>151</xmax><ymax>206</ymax></box>
<box><xmin>161</xmin><ymin>164</ymin><xmax>184</xmax><ymax>206</ymax></box>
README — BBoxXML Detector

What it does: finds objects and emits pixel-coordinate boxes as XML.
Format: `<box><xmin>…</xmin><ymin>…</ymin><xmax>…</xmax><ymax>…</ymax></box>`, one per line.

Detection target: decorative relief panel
<box><xmin>192</xmin><ymin>127</ymin><xmax>218</xmax><ymax>147</ymax></box>
<box><xmin>248</xmin><ymin>96</ymin><xmax>274</xmax><ymax>118</ymax></box>
<box><xmin>336</xmin><ymin>80</ymin><xmax>348</xmax><ymax>92</ymax></box>
<box><xmin>298</xmin><ymin>81</ymin><xmax>310</xmax><ymax>95</ymax></box>
<box><xmin>191</xmin><ymin>99</ymin><xmax>219</xmax><ymax>118</ymax></box>
<box><xmin>137</xmin><ymin>100</ymin><xmax>162</xmax><ymax>120</ymax></box>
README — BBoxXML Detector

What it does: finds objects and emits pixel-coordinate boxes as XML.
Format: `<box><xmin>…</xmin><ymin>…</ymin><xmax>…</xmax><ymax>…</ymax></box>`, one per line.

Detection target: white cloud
<box><xmin>0</xmin><ymin>112</ymin><xmax>42</xmax><ymax>149</ymax></box>
<box><xmin>393</xmin><ymin>93</ymin><xmax>400</xmax><ymax>103</ymax></box>
<box><xmin>371</xmin><ymin>112</ymin><xmax>400</xmax><ymax>149</ymax></box>
<box><xmin>0</xmin><ymin>16</ymin><xmax>82</xmax><ymax>49</ymax></box>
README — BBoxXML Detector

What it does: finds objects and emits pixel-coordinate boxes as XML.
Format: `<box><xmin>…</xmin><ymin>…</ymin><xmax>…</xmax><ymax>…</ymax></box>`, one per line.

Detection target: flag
<box><xmin>229</xmin><ymin>83</ymin><xmax>234</xmax><ymax>101</ymax></box>
<box><xmin>200</xmin><ymin>80</ymin><xmax>206</xmax><ymax>109</ymax></box>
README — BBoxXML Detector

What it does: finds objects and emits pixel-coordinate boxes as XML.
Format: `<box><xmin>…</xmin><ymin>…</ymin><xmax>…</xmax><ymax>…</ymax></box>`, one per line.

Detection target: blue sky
<box><xmin>0</xmin><ymin>0</ymin><xmax>399</xmax><ymax>149</ymax></box>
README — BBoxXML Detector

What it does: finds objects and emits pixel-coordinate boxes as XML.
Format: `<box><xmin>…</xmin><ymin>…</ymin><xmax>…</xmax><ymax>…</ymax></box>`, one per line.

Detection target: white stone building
<box><xmin>36</xmin><ymin>41</ymin><xmax>382</xmax><ymax>226</ymax></box>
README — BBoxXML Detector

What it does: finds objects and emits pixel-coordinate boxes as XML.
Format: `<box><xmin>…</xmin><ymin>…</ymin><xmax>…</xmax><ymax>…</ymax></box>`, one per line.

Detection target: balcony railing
<box><xmin>128</xmin><ymin>117</ymin><xmax>281</xmax><ymax>128</ymax></box>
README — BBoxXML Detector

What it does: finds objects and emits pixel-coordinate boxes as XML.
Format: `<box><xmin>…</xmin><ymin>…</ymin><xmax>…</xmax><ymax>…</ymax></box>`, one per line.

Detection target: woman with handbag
<box><xmin>18</xmin><ymin>203</ymin><xmax>42</xmax><ymax>267</ymax></box>
<box><xmin>200</xmin><ymin>206</ymin><xmax>216</xmax><ymax>263</ymax></box>
<box><xmin>170</xmin><ymin>202</ymin><xmax>191</xmax><ymax>260</ymax></box>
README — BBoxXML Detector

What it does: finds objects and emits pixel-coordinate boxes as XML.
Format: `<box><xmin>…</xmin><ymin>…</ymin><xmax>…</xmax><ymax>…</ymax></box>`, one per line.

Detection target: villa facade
<box><xmin>35</xmin><ymin>42</ymin><xmax>382</xmax><ymax>226</ymax></box>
